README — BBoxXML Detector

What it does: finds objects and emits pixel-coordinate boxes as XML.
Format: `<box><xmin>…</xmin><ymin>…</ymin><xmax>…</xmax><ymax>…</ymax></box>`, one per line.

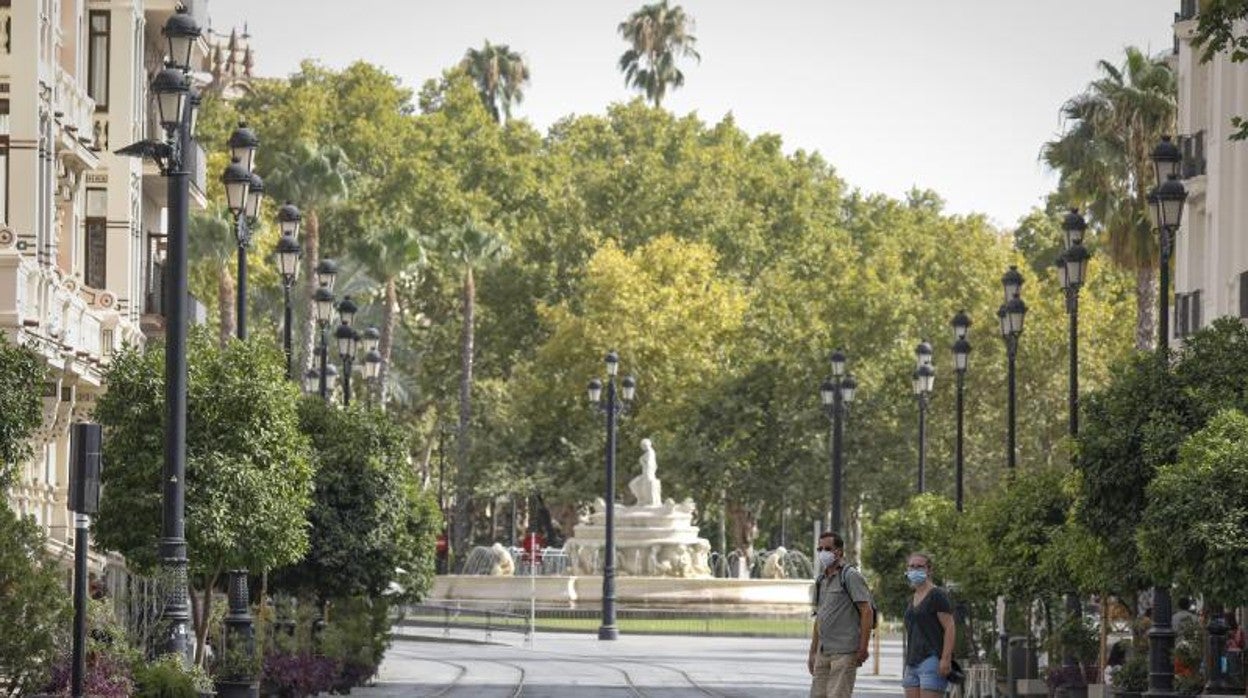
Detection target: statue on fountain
<box><xmin>628</xmin><ymin>438</ymin><xmax>662</xmax><ymax>506</ymax></box>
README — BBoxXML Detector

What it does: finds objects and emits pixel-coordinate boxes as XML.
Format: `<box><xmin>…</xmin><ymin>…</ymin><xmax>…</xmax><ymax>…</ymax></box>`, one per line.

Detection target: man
<box><xmin>809</xmin><ymin>531</ymin><xmax>874</xmax><ymax>698</ymax></box>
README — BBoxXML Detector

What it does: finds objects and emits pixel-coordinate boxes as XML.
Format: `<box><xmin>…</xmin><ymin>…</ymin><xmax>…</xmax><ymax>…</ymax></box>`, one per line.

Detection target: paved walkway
<box><xmin>353</xmin><ymin>628</ymin><xmax>906</xmax><ymax>697</ymax></box>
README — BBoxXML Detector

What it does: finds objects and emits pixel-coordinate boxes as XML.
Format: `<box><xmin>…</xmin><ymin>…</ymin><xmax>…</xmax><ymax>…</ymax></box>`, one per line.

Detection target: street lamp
<box><xmin>335</xmin><ymin>295</ymin><xmax>359</xmax><ymax>407</ymax></box>
<box><xmin>912</xmin><ymin>346</ymin><xmax>935</xmax><ymax>494</ymax></box>
<box><xmin>819</xmin><ymin>348</ymin><xmax>856</xmax><ymax>532</ymax></box>
<box><xmin>313</xmin><ymin>280</ymin><xmax>336</xmax><ymax>401</ymax></box>
<box><xmin>587</xmin><ymin>351</ymin><xmax>636</xmax><ymax>641</ymax></box>
<box><xmin>1144</xmin><ymin>137</ymin><xmax>1189</xmax><ymax>698</ymax></box>
<box><xmin>951</xmin><ymin>311</ymin><xmax>971</xmax><ymax>512</ymax></box>
<box><xmin>226</xmin><ymin>120</ymin><xmax>259</xmax><ymax>174</ymax></box>
<box><xmin>223</xmin><ymin>121</ymin><xmax>263</xmax><ymax>341</ymax></box>
<box><xmin>999</xmin><ymin>267</ymin><xmax>1027</xmax><ymax>472</ymax></box>
<box><xmin>111</xmin><ymin>5</ymin><xmax>202</xmax><ymax>659</ymax></box>
<box><xmin>275</xmin><ymin>208</ymin><xmax>302</xmax><ymax>379</ymax></box>
<box><xmin>363</xmin><ymin>348</ymin><xmax>383</xmax><ymax>407</ymax></box>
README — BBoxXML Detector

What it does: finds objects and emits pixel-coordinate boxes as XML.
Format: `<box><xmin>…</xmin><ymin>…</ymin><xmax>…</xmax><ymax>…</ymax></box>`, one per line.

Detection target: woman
<box><xmin>902</xmin><ymin>552</ymin><xmax>956</xmax><ymax>698</ymax></box>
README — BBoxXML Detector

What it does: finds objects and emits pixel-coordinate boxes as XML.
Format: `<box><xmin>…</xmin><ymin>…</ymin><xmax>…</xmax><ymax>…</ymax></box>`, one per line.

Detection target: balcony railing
<box><xmin>55</xmin><ymin>67</ymin><xmax>97</xmax><ymax>148</ymax></box>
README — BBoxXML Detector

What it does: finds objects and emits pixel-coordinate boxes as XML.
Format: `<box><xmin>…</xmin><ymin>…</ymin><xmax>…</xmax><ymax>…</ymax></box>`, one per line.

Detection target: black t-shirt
<box><xmin>903</xmin><ymin>586</ymin><xmax>953</xmax><ymax>666</ymax></box>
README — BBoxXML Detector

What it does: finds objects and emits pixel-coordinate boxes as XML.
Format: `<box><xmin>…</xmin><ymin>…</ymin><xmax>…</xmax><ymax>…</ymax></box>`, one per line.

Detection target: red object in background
<box><xmin>436</xmin><ymin>533</ymin><xmax>449</xmax><ymax>556</ymax></box>
<box><xmin>522</xmin><ymin>532</ymin><xmax>545</xmax><ymax>564</ymax></box>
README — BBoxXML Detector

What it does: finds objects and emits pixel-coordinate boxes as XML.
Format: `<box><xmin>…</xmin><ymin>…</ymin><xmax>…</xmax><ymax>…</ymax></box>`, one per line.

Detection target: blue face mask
<box><xmin>906</xmin><ymin>569</ymin><xmax>928</xmax><ymax>586</ymax></box>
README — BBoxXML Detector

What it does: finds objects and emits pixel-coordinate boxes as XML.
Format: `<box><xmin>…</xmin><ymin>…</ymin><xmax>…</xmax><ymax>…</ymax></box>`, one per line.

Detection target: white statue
<box><xmin>489</xmin><ymin>542</ymin><xmax>515</xmax><ymax>576</ymax></box>
<box><xmin>628</xmin><ymin>438</ymin><xmax>662</xmax><ymax>506</ymax></box>
<box><xmin>762</xmin><ymin>547</ymin><xmax>788</xmax><ymax>579</ymax></box>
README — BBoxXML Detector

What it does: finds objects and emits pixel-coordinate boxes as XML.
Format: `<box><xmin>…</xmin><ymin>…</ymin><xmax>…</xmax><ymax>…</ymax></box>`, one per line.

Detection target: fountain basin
<box><xmin>430</xmin><ymin>574</ymin><xmax>815</xmax><ymax>610</ymax></box>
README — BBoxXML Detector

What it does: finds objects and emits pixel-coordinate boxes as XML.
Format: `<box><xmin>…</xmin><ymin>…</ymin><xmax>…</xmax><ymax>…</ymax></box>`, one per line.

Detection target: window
<box><xmin>84</xmin><ymin>188</ymin><xmax>106</xmax><ymax>288</ymax></box>
<box><xmin>87</xmin><ymin>11</ymin><xmax>109</xmax><ymax>109</ymax></box>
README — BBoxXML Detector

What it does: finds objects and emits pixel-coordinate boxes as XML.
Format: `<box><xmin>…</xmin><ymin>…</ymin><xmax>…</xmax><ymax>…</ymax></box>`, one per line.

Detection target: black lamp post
<box><xmin>912</xmin><ymin>343</ymin><xmax>935</xmax><ymax>494</ymax></box>
<box><xmin>999</xmin><ymin>266</ymin><xmax>1026</xmax><ymax>471</ymax></box>
<box><xmin>275</xmin><ymin>205</ymin><xmax>302</xmax><ymax>380</ymax></box>
<box><xmin>222</xmin><ymin>121</ymin><xmax>260</xmax><ymax>340</ymax></box>
<box><xmin>819</xmin><ymin>348</ymin><xmax>856</xmax><ymax>532</ymax></box>
<box><xmin>1057</xmin><ymin>209</ymin><xmax>1091</xmax><ymax>674</ymax></box>
<box><xmin>360</xmin><ymin>326</ymin><xmax>381</xmax><ymax>406</ymax></box>
<box><xmin>1143</xmin><ymin>136</ymin><xmax>1188</xmax><ymax>698</ymax></box>
<box><xmin>112</xmin><ymin>5</ymin><xmax>201</xmax><ymax>659</ymax></box>
<box><xmin>951</xmin><ymin>311</ymin><xmax>971</xmax><ymax>512</ymax></box>
<box><xmin>587</xmin><ymin>351</ymin><xmax>636</xmax><ymax>641</ymax></box>
<box><xmin>335</xmin><ymin>296</ymin><xmax>359</xmax><ymax>407</ymax></box>
<box><xmin>313</xmin><ymin>259</ymin><xmax>339</xmax><ymax>401</ymax></box>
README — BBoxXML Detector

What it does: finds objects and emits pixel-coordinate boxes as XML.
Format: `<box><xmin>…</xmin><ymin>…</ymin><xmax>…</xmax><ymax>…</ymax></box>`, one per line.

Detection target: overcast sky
<box><xmin>203</xmin><ymin>0</ymin><xmax>1177</xmax><ymax>228</ymax></box>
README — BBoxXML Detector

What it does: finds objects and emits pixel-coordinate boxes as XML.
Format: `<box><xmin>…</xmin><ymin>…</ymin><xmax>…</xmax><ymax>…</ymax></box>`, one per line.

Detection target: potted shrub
<box><xmin>212</xmin><ymin>640</ymin><xmax>261</xmax><ymax>698</ymax></box>
<box><xmin>1110</xmin><ymin>654</ymin><xmax>1148</xmax><ymax>698</ymax></box>
<box><xmin>132</xmin><ymin>654</ymin><xmax>214</xmax><ymax>698</ymax></box>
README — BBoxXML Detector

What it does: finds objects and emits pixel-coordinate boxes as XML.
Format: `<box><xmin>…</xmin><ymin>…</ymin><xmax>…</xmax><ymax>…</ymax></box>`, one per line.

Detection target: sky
<box><xmin>202</xmin><ymin>0</ymin><xmax>1177</xmax><ymax>228</ymax></box>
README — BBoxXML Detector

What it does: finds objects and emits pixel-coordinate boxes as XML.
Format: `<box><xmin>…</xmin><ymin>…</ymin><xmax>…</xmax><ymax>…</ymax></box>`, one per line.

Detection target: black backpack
<box><xmin>813</xmin><ymin>565</ymin><xmax>880</xmax><ymax>629</ymax></box>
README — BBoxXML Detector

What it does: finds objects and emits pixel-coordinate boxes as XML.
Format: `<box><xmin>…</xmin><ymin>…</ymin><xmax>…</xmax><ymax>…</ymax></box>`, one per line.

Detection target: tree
<box><xmin>862</xmin><ymin>494</ymin><xmax>959</xmax><ymax>619</ymax></box>
<box><xmin>1139</xmin><ymin>409</ymin><xmax>1248</xmax><ymax>607</ymax></box>
<box><xmin>274</xmin><ymin>399</ymin><xmax>440</xmax><ymax>602</ymax></box>
<box><xmin>460</xmin><ymin>41</ymin><xmax>531</xmax><ymax>124</ymax></box>
<box><xmin>617</xmin><ymin>1</ymin><xmax>700</xmax><ymax>107</ymax></box>
<box><xmin>189</xmin><ymin>200</ymin><xmax>239</xmax><ymax>346</ymax></box>
<box><xmin>92</xmin><ymin>329</ymin><xmax>314</xmax><ymax>663</ymax></box>
<box><xmin>439</xmin><ymin>221</ymin><xmax>509</xmax><ymax>566</ymax></box>
<box><xmin>349</xmin><ymin>226</ymin><xmax>426</xmax><ymax>406</ymax></box>
<box><xmin>261</xmin><ymin>141</ymin><xmax>351</xmax><ymax>375</ymax></box>
<box><xmin>1042</xmin><ymin>47</ymin><xmax>1175</xmax><ymax>350</ymax></box>
<box><xmin>0</xmin><ymin>334</ymin><xmax>43</xmax><ymax>489</ymax></box>
<box><xmin>0</xmin><ymin>505</ymin><xmax>71</xmax><ymax>695</ymax></box>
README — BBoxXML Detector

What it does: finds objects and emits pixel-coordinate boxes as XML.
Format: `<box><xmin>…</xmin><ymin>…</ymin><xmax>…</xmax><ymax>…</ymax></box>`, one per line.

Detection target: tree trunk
<box><xmin>726</xmin><ymin>499</ymin><xmax>762</xmax><ymax>572</ymax></box>
<box><xmin>193</xmin><ymin>571</ymin><xmax>218</xmax><ymax>666</ymax></box>
<box><xmin>451</xmin><ymin>266</ymin><xmax>475</xmax><ymax>571</ymax></box>
<box><xmin>1135</xmin><ymin>264</ymin><xmax>1158</xmax><ymax>351</ymax></box>
<box><xmin>301</xmin><ymin>211</ymin><xmax>321</xmax><ymax>373</ymax></box>
<box><xmin>218</xmin><ymin>265</ymin><xmax>235</xmax><ymax>347</ymax></box>
<box><xmin>378</xmin><ymin>277</ymin><xmax>398</xmax><ymax>407</ymax></box>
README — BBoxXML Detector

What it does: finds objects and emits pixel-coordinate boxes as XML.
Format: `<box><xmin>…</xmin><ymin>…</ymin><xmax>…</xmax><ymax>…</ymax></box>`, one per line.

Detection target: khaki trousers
<box><xmin>810</xmin><ymin>652</ymin><xmax>858</xmax><ymax>698</ymax></box>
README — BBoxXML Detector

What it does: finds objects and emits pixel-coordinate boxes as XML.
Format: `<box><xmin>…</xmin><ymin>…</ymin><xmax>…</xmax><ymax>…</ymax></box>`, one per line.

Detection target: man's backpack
<box><xmin>814</xmin><ymin>565</ymin><xmax>879</xmax><ymax>630</ymax></box>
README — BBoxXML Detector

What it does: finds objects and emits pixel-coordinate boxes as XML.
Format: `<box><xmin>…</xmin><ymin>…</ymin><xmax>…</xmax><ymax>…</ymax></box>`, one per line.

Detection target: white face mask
<box><xmin>817</xmin><ymin>550</ymin><xmax>838</xmax><ymax>571</ymax></box>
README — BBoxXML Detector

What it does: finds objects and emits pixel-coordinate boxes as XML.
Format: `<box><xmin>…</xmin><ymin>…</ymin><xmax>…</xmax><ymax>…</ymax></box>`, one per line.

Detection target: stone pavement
<box><xmin>352</xmin><ymin>628</ymin><xmax>906</xmax><ymax>697</ymax></box>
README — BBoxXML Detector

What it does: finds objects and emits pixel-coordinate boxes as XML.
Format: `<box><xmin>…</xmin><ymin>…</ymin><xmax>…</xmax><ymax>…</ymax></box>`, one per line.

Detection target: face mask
<box><xmin>817</xmin><ymin>550</ymin><xmax>838</xmax><ymax>571</ymax></box>
<box><xmin>906</xmin><ymin>569</ymin><xmax>928</xmax><ymax>586</ymax></box>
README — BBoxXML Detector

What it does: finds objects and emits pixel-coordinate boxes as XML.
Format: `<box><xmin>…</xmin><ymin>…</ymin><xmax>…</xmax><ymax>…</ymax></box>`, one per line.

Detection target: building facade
<box><xmin>1171</xmin><ymin>1</ymin><xmax>1248</xmax><ymax>340</ymax></box>
<box><xmin>0</xmin><ymin>0</ymin><xmax>210</xmax><ymax>565</ymax></box>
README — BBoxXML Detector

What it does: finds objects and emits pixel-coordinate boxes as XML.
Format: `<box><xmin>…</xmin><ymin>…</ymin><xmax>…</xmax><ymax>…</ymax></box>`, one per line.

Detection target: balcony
<box><xmin>1177</xmin><ymin>0</ymin><xmax>1198</xmax><ymax>21</ymax></box>
<box><xmin>54</xmin><ymin>67</ymin><xmax>101</xmax><ymax>171</ymax></box>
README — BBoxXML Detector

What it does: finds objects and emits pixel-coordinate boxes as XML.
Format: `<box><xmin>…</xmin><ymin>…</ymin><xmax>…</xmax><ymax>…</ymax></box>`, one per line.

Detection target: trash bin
<box><xmin>1007</xmin><ymin>636</ymin><xmax>1041</xmax><ymax>697</ymax></box>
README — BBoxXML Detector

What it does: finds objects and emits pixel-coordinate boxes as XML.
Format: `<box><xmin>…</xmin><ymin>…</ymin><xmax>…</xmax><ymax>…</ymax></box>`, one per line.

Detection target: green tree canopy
<box><xmin>862</xmin><ymin>494</ymin><xmax>959</xmax><ymax>618</ymax></box>
<box><xmin>0</xmin><ymin>334</ymin><xmax>43</xmax><ymax>489</ymax></box>
<box><xmin>1139</xmin><ymin>409</ymin><xmax>1248</xmax><ymax>606</ymax></box>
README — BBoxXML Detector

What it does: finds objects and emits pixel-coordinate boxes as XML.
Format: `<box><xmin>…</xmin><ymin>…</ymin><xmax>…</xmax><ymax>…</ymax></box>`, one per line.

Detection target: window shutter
<box><xmin>1192</xmin><ymin>290</ymin><xmax>1201</xmax><ymax>331</ymax></box>
<box><xmin>1176</xmin><ymin>293</ymin><xmax>1188</xmax><ymax>338</ymax></box>
<box><xmin>1240</xmin><ymin>272</ymin><xmax>1248</xmax><ymax>319</ymax></box>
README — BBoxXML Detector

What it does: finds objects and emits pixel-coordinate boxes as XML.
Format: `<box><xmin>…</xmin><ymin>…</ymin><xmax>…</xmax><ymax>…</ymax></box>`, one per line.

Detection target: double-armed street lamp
<box><xmin>1143</xmin><ymin>135</ymin><xmax>1188</xmax><ymax>698</ymax></box>
<box><xmin>951</xmin><ymin>312</ymin><xmax>971</xmax><ymax>512</ymax></box>
<box><xmin>311</xmin><ymin>260</ymin><xmax>339</xmax><ymax>400</ymax></box>
<box><xmin>587</xmin><ymin>351</ymin><xmax>637</xmax><ymax>641</ymax></box>
<box><xmin>998</xmin><ymin>266</ymin><xmax>1027</xmax><ymax>471</ymax></box>
<box><xmin>819</xmin><ymin>349</ymin><xmax>857</xmax><ymax>532</ymax></box>
<box><xmin>221</xmin><ymin>123</ymin><xmax>261</xmax><ymax>339</ymax></box>
<box><xmin>334</xmin><ymin>295</ymin><xmax>360</xmax><ymax>406</ymax></box>
<box><xmin>275</xmin><ymin>203</ymin><xmax>303</xmax><ymax>379</ymax></box>
<box><xmin>115</xmin><ymin>4</ymin><xmax>202</xmax><ymax>658</ymax></box>
<box><xmin>912</xmin><ymin>342</ymin><xmax>935</xmax><ymax>494</ymax></box>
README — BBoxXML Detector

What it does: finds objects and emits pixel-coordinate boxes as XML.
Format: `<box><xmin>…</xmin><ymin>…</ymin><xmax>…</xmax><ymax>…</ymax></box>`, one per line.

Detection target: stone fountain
<box><xmin>563</xmin><ymin>438</ymin><xmax>712</xmax><ymax>578</ymax></box>
<box><xmin>432</xmin><ymin>439</ymin><xmax>815</xmax><ymax>610</ymax></box>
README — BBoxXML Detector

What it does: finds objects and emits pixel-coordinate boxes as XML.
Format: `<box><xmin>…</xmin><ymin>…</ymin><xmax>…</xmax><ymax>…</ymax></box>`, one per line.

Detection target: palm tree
<box><xmin>188</xmin><ymin>203</ymin><xmax>238</xmax><ymax>346</ymax></box>
<box><xmin>261</xmin><ymin>142</ymin><xmax>350</xmax><ymax>372</ymax></box>
<box><xmin>460</xmin><ymin>41</ymin><xmax>531</xmax><ymax>124</ymax></box>
<box><xmin>440</xmin><ymin>222</ymin><xmax>508</xmax><ymax>568</ymax></box>
<box><xmin>617</xmin><ymin>1</ymin><xmax>700</xmax><ymax>108</ymax></box>
<box><xmin>1042</xmin><ymin>46</ymin><xmax>1175</xmax><ymax>350</ymax></box>
<box><xmin>349</xmin><ymin>225</ymin><xmax>426</xmax><ymax>406</ymax></box>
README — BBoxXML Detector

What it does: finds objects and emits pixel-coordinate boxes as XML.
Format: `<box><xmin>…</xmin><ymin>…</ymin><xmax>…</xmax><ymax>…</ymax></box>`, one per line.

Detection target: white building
<box><xmin>0</xmin><ymin>0</ymin><xmax>211</xmax><ymax>565</ymax></box>
<box><xmin>1171</xmin><ymin>0</ymin><xmax>1248</xmax><ymax>339</ymax></box>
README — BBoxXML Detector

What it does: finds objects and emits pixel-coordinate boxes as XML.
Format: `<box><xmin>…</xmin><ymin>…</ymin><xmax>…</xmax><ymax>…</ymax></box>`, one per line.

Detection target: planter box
<box><xmin>1017</xmin><ymin>678</ymin><xmax>1049</xmax><ymax>697</ymax></box>
<box><xmin>214</xmin><ymin>680</ymin><xmax>259</xmax><ymax>698</ymax></box>
<box><xmin>1087</xmin><ymin>684</ymin><xmax>1107</xmax><ymax>698</ymax></box>
<box><xmin>1110</xmin><ymin>691</ymin><xmax>1141</xmax><ymax>698</ymax></box>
